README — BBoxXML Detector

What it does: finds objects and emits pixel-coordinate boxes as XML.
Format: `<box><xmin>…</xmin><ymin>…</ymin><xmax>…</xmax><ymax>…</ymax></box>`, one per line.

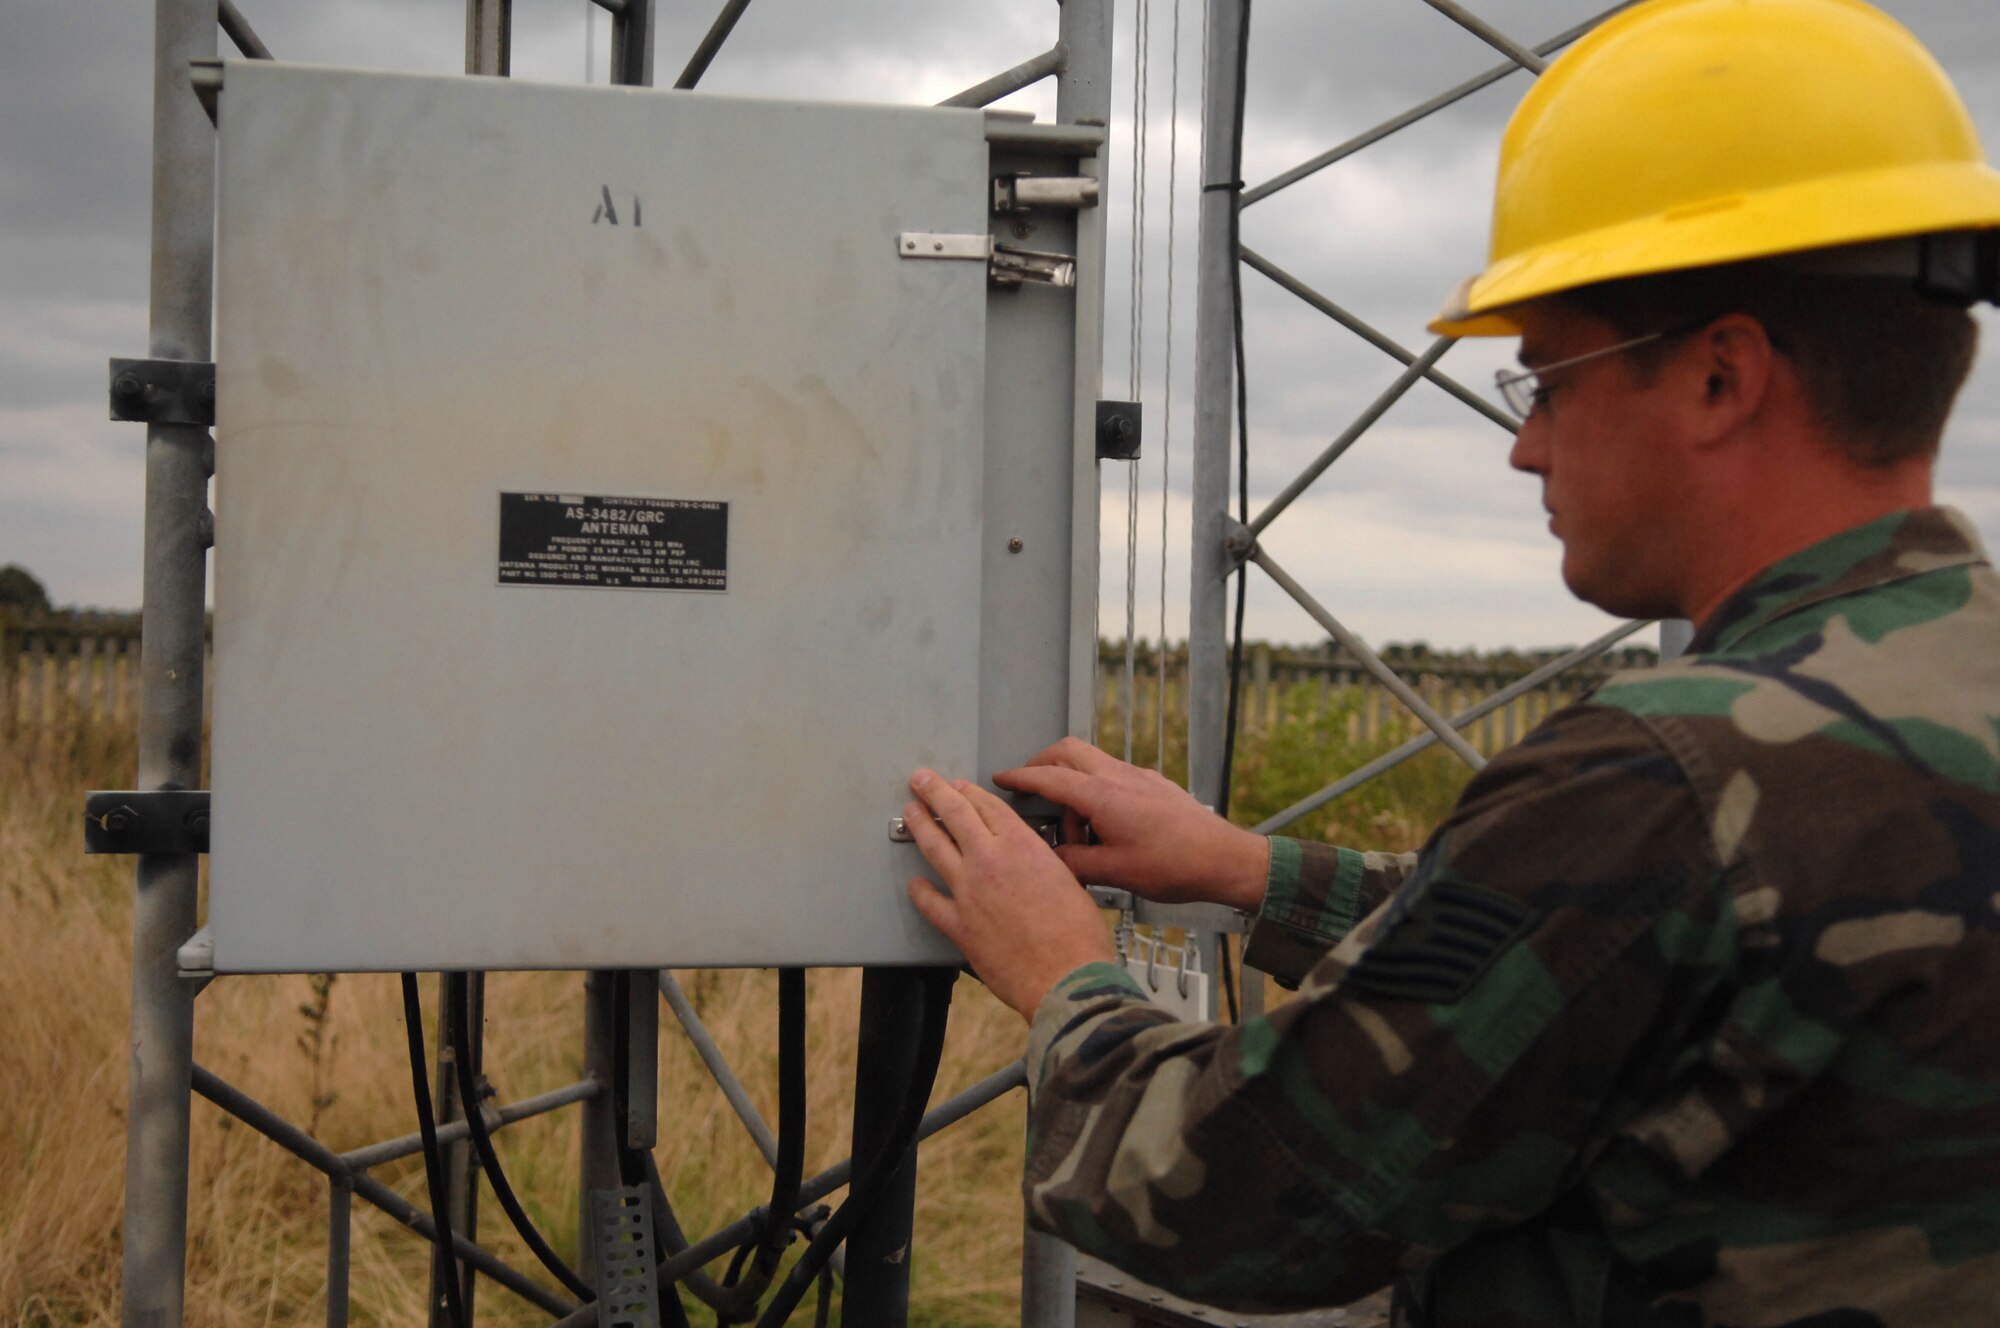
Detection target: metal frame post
<box><xmin>1187</xmin><ymin>0</ymin><xmax>1245</xmax><ymax>815</ymax></box>
<box><xmin>578</xmin><ymin>969</ymin><xmax>623</xmax><ymax>1274</ymax></box>
<box><xmin>120</xmin><ymin>3</ymin><xmax>216</xmax><ymax>1325</ymax></box>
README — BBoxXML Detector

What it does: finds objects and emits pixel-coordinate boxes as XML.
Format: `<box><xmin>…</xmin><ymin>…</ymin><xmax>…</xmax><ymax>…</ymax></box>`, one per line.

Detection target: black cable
<box><xmin>1219</xmin><ymin>936</ymin><xmax>1239</xmax><ymax>1023</ymax></box>
<box><xmin>811</xmin><ymin>1264</ymin><xmax>834</xmax><ymax>1328</ymax></box>
<box><xmin>442</xmin><ymin>973</ymin><xmax>597</xmax><ymax>1301</ymax></box>
<box><xmin>724</xmin><ymin>969</ymin><xmax>808</xmax><ymax>1315</ymax></box>
<box><xmin>611</xmin><ymin>973</ymin><xmax>643</xmax><ymax>1189</ymax></box>
<box><xmin>400</xmin><ymin>972</ymin><xmax>468</xmax><ymax>1328</ymax></box>
<box><xmin>752</xmin><ymin>968</ymin><xmax>957</xmax><ymax>1328</ymax></box>
<box><xmin>1216</xmin><ymin>0</ymin><xmax>1255</xmax><ymax>823</ymax></box>
<box><xmin>722</xmin><ymin>1240</ymin><xmax>756</xmax><ymax>1289</ymax></box>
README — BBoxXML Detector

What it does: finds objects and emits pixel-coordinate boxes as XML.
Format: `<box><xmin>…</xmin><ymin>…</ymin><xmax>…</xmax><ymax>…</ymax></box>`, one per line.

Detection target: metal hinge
<box><xmin>84</xmin><ymin>790</ymin><xmax>210</xmax><ymax>855</ymax></box>
<box><xmin>896</xmin><ymin>232</ymin><xmax>1077</xmax><ymax>289</ymax></box>
<box><xmin>109</xmin><ymin>357</ymin><xmax>216</xmax><ymax>427</ymax></box>
<box><xmin>991</xmin><ymin>174</ymin><xmax>1100</xmax><ymax>213</ymax></box>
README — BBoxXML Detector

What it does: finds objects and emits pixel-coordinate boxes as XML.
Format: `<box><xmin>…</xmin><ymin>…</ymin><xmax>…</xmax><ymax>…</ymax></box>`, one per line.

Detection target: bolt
<box><xmin>112</xmin><ymin>373</ymin><xmax>143</xmax><ymax>400</ymax></box>
<box><xmin>1012</xmin><ymin>220</ymin><xmax>1033</xmax><ymax>239</ymax></box>
<box><xmin>933</xmin><ymin>241</ymin><xmax>944</xmax><ymax>252</ymax></box>
<box><xmin>185</xmin><ymin>809</ymin><xmax>210</xmax><ymax>840</ymax></box>
<box><xmin>905</xmin><ymin>240</ymin><xmax>916</xmax><ymax>250</ymax></box>
<box><xmin>1007</xmin><ymin>537</ymin><xmax>1024</xmax><ymax>554</ymax></box>
<box><xmin>102</xmin><ymin>804</ymin><xmax>140</xmax><ymax>836</ymax></box>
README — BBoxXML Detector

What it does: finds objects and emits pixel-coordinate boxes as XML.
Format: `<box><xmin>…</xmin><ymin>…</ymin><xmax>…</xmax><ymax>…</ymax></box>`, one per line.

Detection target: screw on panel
<box><xmin>1007</xmin><ymin>537</ymin><xmax>1024</xmax><ymax>553</ymax></box>
<box><xmin>113</xmin><ymin>374</ymin><xmax>144</xmax><ymax>400</ymax></box>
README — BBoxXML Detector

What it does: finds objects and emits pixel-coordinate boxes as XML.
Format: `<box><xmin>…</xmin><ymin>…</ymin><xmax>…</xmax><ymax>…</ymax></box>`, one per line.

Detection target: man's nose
<box><xmin>1508</xmin><ymin>414</ymin><xmax>1549</xmax><ymax>475</ymax></box>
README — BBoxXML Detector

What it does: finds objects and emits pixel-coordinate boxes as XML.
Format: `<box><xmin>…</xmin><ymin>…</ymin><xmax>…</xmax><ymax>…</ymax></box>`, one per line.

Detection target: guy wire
<box><xmin>1158</xmin><ymin>0</ymin><xmax>1188</xmax><ymax>772</ymax></box>
<box><xmin>1124</xmin><ymin>0</ymin><xmax>1153</xmax><ymax>764</ymax></box>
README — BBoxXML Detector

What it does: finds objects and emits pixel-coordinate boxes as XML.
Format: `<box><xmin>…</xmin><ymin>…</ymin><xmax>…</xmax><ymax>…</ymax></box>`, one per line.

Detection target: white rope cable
<box><xmin>1156</xmin><ymin>0</ymin><xmax>1187</xmax><ymax>772</ymax></box>
<box><xmin>1123</xmin><ymin>0</ymin><xmax>1152</xmax><ymax>764</ymax></box>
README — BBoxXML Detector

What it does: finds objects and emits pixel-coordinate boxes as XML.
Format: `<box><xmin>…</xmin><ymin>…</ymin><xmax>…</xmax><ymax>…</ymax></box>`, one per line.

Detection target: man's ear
<box><xmin>1684</xmin><ymin>313</ymin><xmax>1776</xmax><ymax>449</ymax></box>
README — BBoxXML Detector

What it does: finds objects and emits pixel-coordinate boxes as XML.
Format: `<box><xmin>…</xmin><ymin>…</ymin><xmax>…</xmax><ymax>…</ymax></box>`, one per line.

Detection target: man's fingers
<box><xmin>958</xmin><ymin>780</ymin><xmax>1031</xmax><ymax>835</ymax></box>
<box><xmin>911</xmin><ymin>770</ymin><xmax>990</xmax><ymax>847</ymax></box>
<box><xmin>1021</xmin><ymin>735</ymin><xmax>1121</xmax><ymax>775</ymax></box>
<box><xmin>994</xmin><ymin>763</ymin><xmax>1097</xmax><ymax>813</ymax></box>
<box><xmin>906</xmin><ymin>876</ymin><xmax>963</xmax><ymax>940</ymax></box>
<box><xmin>902</xmin><ymin>799</ymin><xmax>962</xmax><ymax>877</ymax></box>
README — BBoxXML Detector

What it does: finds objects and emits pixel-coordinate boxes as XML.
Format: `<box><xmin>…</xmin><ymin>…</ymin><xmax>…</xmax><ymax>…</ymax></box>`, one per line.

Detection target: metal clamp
<box><xmin>992</xmin><ymin>173</ymin><xmax>1101</xmax><ymax>213</ymax></box>
<box><xmin>896</xmin><ymin>232</ymin><xmax>1078</xmax><ymax>289</ymax></box>
<box><xmin>84</xmin><ymin>790</ymin><xmax>211</xmax><ymax>855</ymax></box>
<box><xmin>109</xmin><ymin>357</ymin><xmax>216</xmax><ymax>427</ymax></box>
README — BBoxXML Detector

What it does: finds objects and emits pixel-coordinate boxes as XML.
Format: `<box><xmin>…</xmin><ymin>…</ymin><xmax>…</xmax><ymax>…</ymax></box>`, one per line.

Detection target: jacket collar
<box><xmin>1691</xmin><ymin>507</ymin><xmax>1989</xmax><ymax>654</ymax></box>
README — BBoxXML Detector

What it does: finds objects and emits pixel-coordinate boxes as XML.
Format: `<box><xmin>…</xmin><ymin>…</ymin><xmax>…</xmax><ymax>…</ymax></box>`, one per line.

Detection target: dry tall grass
<box><xmin>1</xmin><ymin>716</ymin><xmax>1032</xmax><ymax>1326</ymax></box>
<box><xmin>1</xmin><ymin>680</ymin><xmax>1473</xmax><ymax>1326</ymax></box>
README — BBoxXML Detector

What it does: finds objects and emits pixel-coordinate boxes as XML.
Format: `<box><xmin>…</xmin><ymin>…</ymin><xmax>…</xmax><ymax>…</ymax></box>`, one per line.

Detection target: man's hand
<box><xmin>903</xmin><ymin>770</ymin><xmax>1115</xmax><ymax>1020</ymax></box>
<box><xmin>995</xmin><ymin>737</ymin><xmax>1272</xmax><ymax>913</ymax></box>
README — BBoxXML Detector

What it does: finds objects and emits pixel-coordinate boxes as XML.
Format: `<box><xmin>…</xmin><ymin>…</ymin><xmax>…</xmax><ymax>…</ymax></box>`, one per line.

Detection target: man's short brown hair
<box><xmin>1560</xmin><ymin>261</ymin><xmax>1979</xmax><ymax>466</ymax></box>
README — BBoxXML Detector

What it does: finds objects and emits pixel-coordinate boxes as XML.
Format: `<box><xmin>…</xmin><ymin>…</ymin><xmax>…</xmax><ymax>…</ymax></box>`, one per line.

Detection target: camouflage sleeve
<box><xmin>1022</xmin><ymin>705</ymin><xmax>1726</xmax><ymax>1312</ymax></box>
<box><xmin>1241</xmin><ymin>837</ymin><xmax>1417</xmax><ymax>987</ymax></box>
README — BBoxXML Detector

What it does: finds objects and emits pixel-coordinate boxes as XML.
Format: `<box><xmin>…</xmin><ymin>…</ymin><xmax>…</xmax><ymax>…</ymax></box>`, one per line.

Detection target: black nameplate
<box><xmin>498</xmin><ymin>492</ymin><xmax>727</xmax><ymax>592</ymax></box>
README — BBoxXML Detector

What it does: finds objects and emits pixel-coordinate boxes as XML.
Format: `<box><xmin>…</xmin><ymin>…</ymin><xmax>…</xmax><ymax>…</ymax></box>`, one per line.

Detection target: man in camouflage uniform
<box><xmin>901</xmin><ymin>1</ymin><xmax>2000</xmax><ymax>1323</ymax></box>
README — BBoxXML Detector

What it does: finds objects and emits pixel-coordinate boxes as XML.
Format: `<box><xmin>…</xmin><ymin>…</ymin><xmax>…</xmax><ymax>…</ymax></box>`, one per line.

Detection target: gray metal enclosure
<box><xmin>205</xmin><ymin>61</ymin><xmax>1098</xmax><ymax>971</ymax></box>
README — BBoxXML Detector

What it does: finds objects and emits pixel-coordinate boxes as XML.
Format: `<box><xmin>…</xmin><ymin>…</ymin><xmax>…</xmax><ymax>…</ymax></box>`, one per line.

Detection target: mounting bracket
<box><xmin>84</xmin><ymin>790</ymin><xmax>211</xmax><ymax>855</ymax></box>
<box><xmin>108</xmin><ymin>357</ymin><xmax>217</xmax><ymax>427</ymax></box>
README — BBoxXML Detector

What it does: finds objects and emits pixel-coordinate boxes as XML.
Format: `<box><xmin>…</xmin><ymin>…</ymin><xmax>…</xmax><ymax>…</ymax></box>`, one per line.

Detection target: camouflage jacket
<box><xmin>1025</xmin><ymin>507</ymin><xmax>2000</xmax><ymax>1327</ymax></box>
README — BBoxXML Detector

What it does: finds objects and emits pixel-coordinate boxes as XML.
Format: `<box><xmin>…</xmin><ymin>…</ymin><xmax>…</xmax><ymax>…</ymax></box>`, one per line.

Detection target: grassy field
<box><xmin>0</xmin><ymin>680</ymin><xmax>1472</xmax><ymax>1327</ymax></box>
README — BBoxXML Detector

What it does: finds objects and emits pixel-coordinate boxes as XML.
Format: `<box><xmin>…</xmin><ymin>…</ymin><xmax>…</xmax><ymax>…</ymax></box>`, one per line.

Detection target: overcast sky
<box><xmin>6</xmin><ymin>0</ymin><xmax>1999</xmax><ymax>652</ymax></box>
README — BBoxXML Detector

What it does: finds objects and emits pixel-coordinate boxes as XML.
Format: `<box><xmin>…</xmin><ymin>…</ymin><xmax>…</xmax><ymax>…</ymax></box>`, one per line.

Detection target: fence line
<box><xmin>1</xmin><ymin>614</ymin><xmax>1648</xmax><ymax>760</ymax></box>
<box><xmin>0</xmin><ymin>609</ymin><xmax>214</xmax><ymax>740</ymax></box>
<box><xmin>1097</xmin><ymin>640</ymin><xmax>1654</xmax><ymax>756</ymax></box>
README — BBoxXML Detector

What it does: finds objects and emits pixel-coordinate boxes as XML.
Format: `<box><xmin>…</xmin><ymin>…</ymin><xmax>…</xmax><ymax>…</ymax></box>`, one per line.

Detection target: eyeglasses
<box><xmin>1493</xmin><ymin>329</ymin><xmax>1673</xmax><ymax>418</ymax></box>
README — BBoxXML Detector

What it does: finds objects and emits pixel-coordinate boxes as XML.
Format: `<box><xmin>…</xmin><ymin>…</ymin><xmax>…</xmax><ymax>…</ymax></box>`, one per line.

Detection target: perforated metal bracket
<box><xmin>590</xmin><ymin>1186</ymin><xmax>662</xmax><ymax>1328</ymax></box>
<box><xmin>84</xmin><ymin>790</ymin><xmax>210</xmax><ymax>855</ymax></box>
<box><xmin>109</xmin><ymin>357</ymin><xmax>216</xmax><ymax>426</ymax></box>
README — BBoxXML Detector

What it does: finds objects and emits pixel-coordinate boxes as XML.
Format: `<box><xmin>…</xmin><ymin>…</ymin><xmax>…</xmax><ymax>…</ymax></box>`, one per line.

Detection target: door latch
<box><xmin>897</xmin><ymin>232</ymin><xmax>1077</xmax><ymax>289</ymax></box>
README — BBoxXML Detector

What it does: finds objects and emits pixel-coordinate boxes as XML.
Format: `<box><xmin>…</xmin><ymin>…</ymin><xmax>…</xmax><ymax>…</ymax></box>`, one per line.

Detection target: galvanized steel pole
<box><xmin>120</xmin><ymin>2</ymin><xmax>216</xmax><ymax>1324</ymax></box>
<box><xmin>1188</xmin><ymin>0</ymin><xmax>1244</xmax><ymax>815</ymax></box>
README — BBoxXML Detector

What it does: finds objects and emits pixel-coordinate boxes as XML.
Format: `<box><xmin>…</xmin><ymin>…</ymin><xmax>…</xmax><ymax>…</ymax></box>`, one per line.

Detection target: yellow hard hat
<box><xmin>1431</xmin><ymin>0</ymin><xmax>2000</xmax><ymax>337</ymax></box>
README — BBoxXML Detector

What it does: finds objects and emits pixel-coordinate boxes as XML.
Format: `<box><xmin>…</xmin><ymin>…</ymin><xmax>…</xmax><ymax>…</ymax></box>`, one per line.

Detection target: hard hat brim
<box><xmin>1430</xmin><ymin>159</ymin><xmax>2000</xmax><ymax>338</ymax></box>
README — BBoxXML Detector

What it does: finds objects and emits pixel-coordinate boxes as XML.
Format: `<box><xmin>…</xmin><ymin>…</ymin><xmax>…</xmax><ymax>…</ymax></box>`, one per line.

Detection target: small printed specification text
<box><xmin>498</xmin><ymin>492</ymin><xmax>728</xmax><ymax>592</ymax></box>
